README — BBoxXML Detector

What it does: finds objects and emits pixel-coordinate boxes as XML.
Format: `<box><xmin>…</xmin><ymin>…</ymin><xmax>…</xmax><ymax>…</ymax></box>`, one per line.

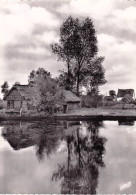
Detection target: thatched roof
<box><xmin>16</xmin><ymin>85</ymin><xmax>37</xmax><ymax>100</ymax></box>
<box><xmin>5</xmin><ymin>85</ymin><xmax>81</xmax><ymax>103</ymax></box>
<box><xmin>4</xmin><ymin>84</ymin><xmax>38</xmax><ymax>101</ymax></box>
<box><xmin>121</xmin><ymin>94</ymin><xmax>134</xmax><ymax>103</ymax></box>
<box><xmin>117</xmin><ymin>89</ymin><xmax>134</xmax><ymax>98</ymax></box>
<box><xmin>60</xmin><ymin>90</ymin><xmax>81</xmax><ymax>103</ymax></box>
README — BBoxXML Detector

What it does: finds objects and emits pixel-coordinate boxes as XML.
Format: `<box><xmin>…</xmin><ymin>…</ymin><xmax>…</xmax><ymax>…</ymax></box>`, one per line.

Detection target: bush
<box><xmin>82</xmin><ymin>95</ymin><xmax>103</xmax><ymax>108</ymax></box>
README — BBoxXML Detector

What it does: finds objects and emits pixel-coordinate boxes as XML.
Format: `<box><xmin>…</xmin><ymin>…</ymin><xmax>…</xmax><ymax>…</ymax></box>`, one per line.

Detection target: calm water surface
<box><xmin>0</xmin><ymin>119</ymin><xmax>136</xmax><ymax>193</ymax></box>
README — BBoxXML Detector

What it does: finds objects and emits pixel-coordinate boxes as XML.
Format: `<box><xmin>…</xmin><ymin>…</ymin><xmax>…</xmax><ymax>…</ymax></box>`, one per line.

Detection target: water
<box><xmin>0</xmin><ymin>119</ymin><xmax>136</xmax><ymax>193</ymax></box>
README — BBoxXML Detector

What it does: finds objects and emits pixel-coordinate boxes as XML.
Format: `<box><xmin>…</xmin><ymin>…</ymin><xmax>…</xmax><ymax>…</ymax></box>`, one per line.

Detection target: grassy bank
<box><xmin>54</xmin><ymin>107</ymin><xmax>136</xmax><ymax>120</ymax></box>
<box><xmin>0</xmin><ymin>115</ymin><xmax>54</xmax><ymax>121</ymax></box>
<box><xmin>1</xmin><ymin>108</ymin><xmax>136</xmax><ymax>121</ymax></box>
<box><xmin>56</xmin><ymin>107</ymin><xmax>136</xmax><ymax>116</ymax></box>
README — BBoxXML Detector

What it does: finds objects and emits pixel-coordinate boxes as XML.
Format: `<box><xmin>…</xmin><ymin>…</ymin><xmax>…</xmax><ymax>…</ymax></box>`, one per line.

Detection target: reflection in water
<box><xmin>2</xmin><ymin>122</ymin><xmax>39</xmax><ymax>150</ymax></box>
<box><xmin>52</xmin><ymin>121</ymin><xmax>107</xmax><ymax>194</ymax></box>
<box><xmin>1</xmin><ymin>121</ymin><xmax>64</xmax><ymax>159</ymax></box>
<box><xmin>0</xmin><ymin>120</ymin><xmax>107</xmax><ymax>194</ymax></box>
<box><xmin>118</xmin><ymin>120</ymin><xmax>135</xmax><ymax>126</ymax></box>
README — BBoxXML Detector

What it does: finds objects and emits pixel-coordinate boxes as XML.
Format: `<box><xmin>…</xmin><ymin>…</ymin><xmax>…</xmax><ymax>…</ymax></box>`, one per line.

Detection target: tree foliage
<box><xmin>28</xmin><ymin>67</ymin><xmax>51</xmax><ymax>83</ymax></box>
<box><xmin>83</xmin><ymin>56</ymin><xmax>106</xmax><ymax>94</ymax></box>
<box><xmin>52</xmin><ymin>16</ymin><xmax>106</xmax><ymax>96</ymax></box>
<box><xmin>36</xmin><ymin>75</ymin><xmax>64</xmax><ymax>113</ymax></box>
<box><xmin>1</xmin><ymin>81</ymin><xmax>9</xmax><ymax>95</ymax></box>
<box><xmin>55</xmin><ymin>70</ymin><xmax>76</xmax><ymax>92</ymax></box>
<box><xmin>12</xmin><ymin>81</ymin><xmax>20</xmax><ymax>87</ymax></box>
<box><xmin>28</xmin><ymin>68</ymin><xmax>64</xmax><ymax>113</ymax></box>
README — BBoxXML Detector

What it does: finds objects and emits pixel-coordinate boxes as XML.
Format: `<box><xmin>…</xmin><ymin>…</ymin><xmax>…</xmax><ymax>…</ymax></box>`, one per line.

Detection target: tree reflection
<box><xmin>35</xmin><ymin>122</ymin><xmax>64</xmax><ymax>160</ymax></box>
<box><xmin>52</xmin><ymin>121</ymin><xmax>107</xmax><ymax>194</ymax></box>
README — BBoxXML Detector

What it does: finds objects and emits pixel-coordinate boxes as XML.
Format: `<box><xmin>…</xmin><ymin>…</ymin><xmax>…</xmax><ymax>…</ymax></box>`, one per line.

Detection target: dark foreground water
<box><xmin>0</xmin><ymin>119</ymin><xmax>136</xmax><ymax>193</ymax></box>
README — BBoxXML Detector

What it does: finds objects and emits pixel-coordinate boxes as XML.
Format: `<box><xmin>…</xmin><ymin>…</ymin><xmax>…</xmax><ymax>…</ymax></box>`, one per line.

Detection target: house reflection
<box><xmin>1</xmin><ymin>122</ymin><xmax>39</xmax><ymax>150</ymax></box>
<box><xmin>1</xmin><ymin>121</ymin><xmax>64</xmax><ymax>155</ymax></box>
<box><xmin>118</xmin><ymin>120</ymin><xmax>135</xmax><ymax>126</ymax></box>
<box><xmin>52</xmin><ymin>121</ymin><xmax>107</xmax><ymax>194</ymax></box>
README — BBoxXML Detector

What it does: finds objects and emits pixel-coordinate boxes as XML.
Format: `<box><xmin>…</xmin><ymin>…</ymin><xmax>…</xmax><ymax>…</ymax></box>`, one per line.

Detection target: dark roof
<box><xmin>117</xmin><ymin>89</ymin><xmax>134</xmax><ymax>98</ymax></box>
<box><xmin>4</xmin><ymin>84</ymin><xmax>37</xmax><ymax>100</ymax></box>
<box><xmin>58</xmin><ymin>89</ymin><xmax>81</xmax><ymax>102</ymax></box>
<box><xmin>4</xmin><ymin>85</ymin><xmax>81</xmax><ymax>103</ymax></box>
<box><xmin>16</xmin><ymin>85</ymin><xmax>35</xmax><ymax>100</ymax></box>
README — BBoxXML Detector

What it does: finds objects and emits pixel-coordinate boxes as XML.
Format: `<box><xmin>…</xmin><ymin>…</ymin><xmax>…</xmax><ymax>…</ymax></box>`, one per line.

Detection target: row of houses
<box><xmin>104</xmin><ymin>89</ymin><xmax>135</xmax><ymax>104</ymax></box>
<box><xmin>82</xmin><ymin>89</ymin><xmax>136</xmax><ymax>108</ymax></box>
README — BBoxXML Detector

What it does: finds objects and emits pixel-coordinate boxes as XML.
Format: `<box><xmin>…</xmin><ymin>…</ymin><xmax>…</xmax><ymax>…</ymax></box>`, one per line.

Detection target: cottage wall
<box><xmin>67</xmin><ymin>102</ymin><xmax>81</xmax><ymax>111</ymax></box>
<box><xmin>22</xmin><ymin>101</ymin><xmax>28</xmax><ymax>111</ymax></box>
<box><xmin>14</xmin><ymin>101</ymin><xmax>22</xmax><ymax>109</ymax></box>
<box><xmin>5</xmin><ymin>89</ymin><xmax>23</xmax><ymax>110</ymax></box>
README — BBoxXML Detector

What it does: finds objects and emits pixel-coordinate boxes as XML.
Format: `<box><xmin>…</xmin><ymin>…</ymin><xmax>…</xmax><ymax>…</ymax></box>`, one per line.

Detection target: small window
<box><xmin>7</xmin><ymin>101</ymin><xmax>10</xmax><ymax>109</ymax></box>
<box><xmin>7</xmin><ymin>100</ymin><xmax>14</xmax><ymax>109</ymax></box>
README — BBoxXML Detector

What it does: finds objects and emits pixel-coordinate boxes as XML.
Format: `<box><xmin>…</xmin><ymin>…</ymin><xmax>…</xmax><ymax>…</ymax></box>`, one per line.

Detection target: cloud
<box><xmin>97</xmin><ymin>32</ymin><xmax>136</xmax><ymax>93</ymax></box>
<box><xmin>57</xmin><ymin>0</ymin><xmax>114</xmax><ymax>19</ymax></box>
<box><xmin>35</xmin><ymin>31</ymin><xmax>59</xmax><ymax>44</ymax></box>
<box><xmin>112</xmin><ymin>6</ymin><xmax>136</xmax><ymax>33</ymax></box>
<box><xmin>4</xmin><ymin>43</ymin><xmax>52</xmax><ymax>60</ymax></box>
<box><xmin>0</xmin><ymin>2</ymin><xmax>60</xmax><ymax>46</ymax></box>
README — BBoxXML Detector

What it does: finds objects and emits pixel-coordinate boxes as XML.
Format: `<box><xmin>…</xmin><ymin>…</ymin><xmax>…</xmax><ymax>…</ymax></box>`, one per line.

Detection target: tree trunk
<box><xmin>77</xmin><ymin>128</ymin><xmax>81</xmax><ymax>167</ymax></box>
<box><xmin>67</xmin><ymin>59</ymin><xmax>70</xmax><ymax>90</ymax></box>
<box><xmin>76</xmin><ymin>71</ymin><xmax>80</xmax><ymax>96</ymax></box>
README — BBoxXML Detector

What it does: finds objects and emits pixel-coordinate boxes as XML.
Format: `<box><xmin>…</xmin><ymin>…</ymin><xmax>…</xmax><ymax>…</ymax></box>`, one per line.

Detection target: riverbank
<box><xmin>1</xmin><ymin>107</ymin><xmax>136</xmax><ymax>121</ymax></box>
<box><xmin>0</xmin><ymin>115</ymin><xmax>54</xmax><ymax>122</ymax></box>
<box><xmin>54</xmin><ymin>108</ymin><xmax>136</xmax><ymax>120</ymax></box>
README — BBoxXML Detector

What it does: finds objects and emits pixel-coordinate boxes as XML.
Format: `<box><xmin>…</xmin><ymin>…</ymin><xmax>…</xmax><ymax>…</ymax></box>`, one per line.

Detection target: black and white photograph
<box><xmin>0</xmin><ymin>0</ymin><xmax>136</xmax><ymax>193</ymax></box>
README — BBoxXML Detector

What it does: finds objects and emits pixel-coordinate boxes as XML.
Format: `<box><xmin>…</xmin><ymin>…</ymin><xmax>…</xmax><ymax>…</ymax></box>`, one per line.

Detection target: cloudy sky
<box><xmin>0</xmin><ymin>0</ymin><xmax>136</xmax><ymax>97</ymax></box>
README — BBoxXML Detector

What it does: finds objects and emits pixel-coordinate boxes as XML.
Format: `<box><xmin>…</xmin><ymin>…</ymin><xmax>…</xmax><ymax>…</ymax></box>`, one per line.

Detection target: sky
<box><xmin>0</xmin><ymin>0</ymin><xmax>136</xmax><ymax>98</ymax></box>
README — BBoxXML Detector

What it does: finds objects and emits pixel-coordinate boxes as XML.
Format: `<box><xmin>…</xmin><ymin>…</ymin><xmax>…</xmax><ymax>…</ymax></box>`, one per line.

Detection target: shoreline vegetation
<box><xmin>1</xmin><ymin>108</ymin><xmax>136</xmax><ymax>121</ymax></box>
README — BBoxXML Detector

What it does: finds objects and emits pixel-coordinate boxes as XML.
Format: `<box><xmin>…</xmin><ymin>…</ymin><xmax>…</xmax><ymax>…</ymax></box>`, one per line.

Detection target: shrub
<box><xmin>82</xmin><ymin>95</ymin><xmax>103</xmax><ymax>108</ymax></box>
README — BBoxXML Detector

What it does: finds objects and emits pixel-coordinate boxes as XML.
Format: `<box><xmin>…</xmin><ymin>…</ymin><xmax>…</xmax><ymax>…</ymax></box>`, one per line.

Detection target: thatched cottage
<box><xmin>4</xmin><ymin>82</ymin><xmax>40</xmax><ymax>113</ymax></box>
<box><xmin>59</xmin><ymin>90</ymin><xmax>81</xmax><ymax>113</ymax></box>
<box><xmin>117</xmin><ymin>89</ymin><xmax>135</xmax><ymax>100</ymax></box>
<box><xmin>4</xmin><ymin>83</ymin><xmax>81</xmax><ymax>114</ymax></box>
